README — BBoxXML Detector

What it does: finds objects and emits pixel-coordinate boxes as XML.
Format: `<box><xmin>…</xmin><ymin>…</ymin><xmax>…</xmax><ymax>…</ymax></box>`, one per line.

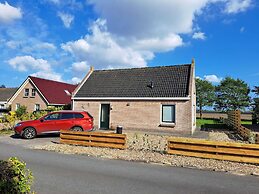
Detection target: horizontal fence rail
<box><xmin>168</xmin><ymin>137</ymin><xmax>259</xmax><ymax>164</ymax></box>
<box><xmin>60</xmin><ymin>130</ymin><xmax>126</xmax><ymax>149</ymax></box>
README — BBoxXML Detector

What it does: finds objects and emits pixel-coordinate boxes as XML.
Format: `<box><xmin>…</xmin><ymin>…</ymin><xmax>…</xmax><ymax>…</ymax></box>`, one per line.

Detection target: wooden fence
<box><xmin>225</xmin><ymin>110</ymin><xmax>252</xmax><ymax>141</ymax></box>
<box><xmin>60</xmin><ymin>130</ymin><xmax>126</xmax><ymax>149</ymax></box>
<box><xmin>168</xmin><ymin>137</ymin><xmax>259</xmax><ymax>164</ymax></box>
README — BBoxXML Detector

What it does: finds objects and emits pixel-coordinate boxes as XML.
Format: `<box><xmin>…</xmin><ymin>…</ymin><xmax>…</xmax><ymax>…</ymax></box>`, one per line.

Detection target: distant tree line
<box><xmin>196</xmin><ymin>77</ymin><xmax>258</xmax><ymax>124</ymax></box>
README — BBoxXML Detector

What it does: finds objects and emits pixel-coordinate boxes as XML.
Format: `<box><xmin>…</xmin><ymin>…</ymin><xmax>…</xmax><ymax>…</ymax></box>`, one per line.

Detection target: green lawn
<box><xmin>196</xmin><ymin>119</ymin><xmax>220</xmax><ymax>127</ymax></box>
<box><xmin>196</xmin><ymin>118</ymin><xmax>252</xmax><ymax>127</ymax></box>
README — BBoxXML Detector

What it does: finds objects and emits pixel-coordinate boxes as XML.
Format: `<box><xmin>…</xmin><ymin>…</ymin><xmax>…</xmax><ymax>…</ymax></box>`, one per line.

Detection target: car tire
<box><xmin>71</xmin><ymin>126</ymin><xmax>83</xmax><ymax>132</ymax></box>
<box><xmin>23</xmin><ymin>127</ymin><xmax>36</xmax><ymax>139</ymax></box>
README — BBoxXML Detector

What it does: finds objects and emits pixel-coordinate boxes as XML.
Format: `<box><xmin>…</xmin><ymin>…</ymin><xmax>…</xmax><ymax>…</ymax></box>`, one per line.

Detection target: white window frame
<box><xmin>31</xmin><ymin>89</ymin><xmax>36</xmax><ymax>97</ymax></box>
<box><xmin>160</xmin><ymin>104</ymin><xmax>176</xmax><ymax>126</ymax></box>
<box><xmin>24</xmin><ymin>88</ymin><xmax>29</xmax><ymax>97</ymax></box>
<box><xmin>35</xmin><ymin>104</ymin><xmax>40</xmax><ymax>111</ymax></box>
<box><xmin>16</xmin><ymin>103</ymin><xmax>20</xmax><ymax>110</ymax></box>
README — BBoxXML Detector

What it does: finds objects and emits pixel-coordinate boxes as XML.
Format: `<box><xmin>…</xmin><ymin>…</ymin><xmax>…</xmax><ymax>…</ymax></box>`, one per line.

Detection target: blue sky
<box><xmin>0</xmin><ymin>0</ymin><xmax>258</xmax><ymax>90</ymax></box>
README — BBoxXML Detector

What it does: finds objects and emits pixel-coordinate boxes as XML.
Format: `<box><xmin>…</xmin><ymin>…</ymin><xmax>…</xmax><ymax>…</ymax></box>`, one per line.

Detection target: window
<box><xmin>24</xmin><ymin>89</ymin><xmax>29</xmax><ymax>97</ymax></box>
<box><xmin>44</xmin><ymin>113</ymin><xmax>60</xmax><ymax>120</ymax></box>
<box><xmin>32</xmin><ymin>89</ymin><xmax>36</xmax><ymax>97</ymax></box>
<box><xmin>74</xmin><ymin>113</ymin><xmax>84</xmax><ymax>119</ymax></box>
<box><xmin>161</xmin><ymin>105</ymin><xmax>175</xmax><ymax>123</ymax></box>
<box><xmin>16</xmin><ymin>103</ymin><xmax>20</xmax><ymax>110</ymax></box>
<box><xmin>60</xmin><ymin>113</ymin><xmax>74</xmax><ymax>120</ymax></box>
<box><xmin>0</xmin><ymin>104</ymin><xmax>4</xmax><ymax>109</ymax></box>
<box><xmin>35</xmin><ymin>104</ymin><xmax>40</xmax><ymax>111</ymax></box>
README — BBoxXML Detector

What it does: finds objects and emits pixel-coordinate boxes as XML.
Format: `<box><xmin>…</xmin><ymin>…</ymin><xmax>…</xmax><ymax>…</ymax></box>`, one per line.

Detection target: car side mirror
<box><xmin>40</xmin><ymin>119</ymin><xmax>44</xmax><ymax>122</ymax></box>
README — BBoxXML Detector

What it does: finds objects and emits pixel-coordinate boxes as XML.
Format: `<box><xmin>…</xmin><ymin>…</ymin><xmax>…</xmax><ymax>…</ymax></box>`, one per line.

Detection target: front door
<box><xmin>100</xmin><ymin>104</ymin><xmax>110</xmax><ymax>129</ymax></box>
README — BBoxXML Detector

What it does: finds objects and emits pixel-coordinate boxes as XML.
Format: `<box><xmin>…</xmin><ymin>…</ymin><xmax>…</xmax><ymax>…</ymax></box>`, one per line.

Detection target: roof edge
<box><xmin>72</xmin><ymin>97</ymin><xmax>191</xmax><ymax>101</ymax></box>
<box><xmin>72</xmin><ymin>66</ymin><xmax>94</xmax><ymax>97</ymax></box>
<box><xmin>93</xmin><ymin>63</ymin><xmax>191</xmax><ymax>73</ymax></box>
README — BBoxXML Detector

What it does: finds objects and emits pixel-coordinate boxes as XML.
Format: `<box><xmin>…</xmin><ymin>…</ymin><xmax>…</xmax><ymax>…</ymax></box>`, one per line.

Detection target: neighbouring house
<box><xmin>8</xmin><ymin>76</ymin><xmax>77</xmax><ymax>112</ymax></box>
<box><xmin>0</xmin><ymin>88</ymin><xmax>17</xmax><ymax>117</ymax></box>
<box><xmin>72</xmin><ymin>60</ymin><xmax>196</xmax><ymax>134</ymax></box>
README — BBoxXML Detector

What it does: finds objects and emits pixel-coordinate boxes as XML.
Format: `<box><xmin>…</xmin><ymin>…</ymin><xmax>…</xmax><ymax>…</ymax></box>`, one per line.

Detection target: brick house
<box><xmin>0</xmin><ymin>88</ymin><xmax>17</xmax><ymax>117</ymax></box>
<box><xmin>8</xmin><ymin>76</ymin><xmax>77</xmax><ymax>112</ymax></box>
<box><xmin>72</xmin><ymin>60</ymin><xmax>196</xmax><ymax>134</ymax></box>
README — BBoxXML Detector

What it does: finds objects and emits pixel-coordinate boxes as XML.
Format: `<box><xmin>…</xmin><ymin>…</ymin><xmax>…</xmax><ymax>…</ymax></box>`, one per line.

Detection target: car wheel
<box><xmin>23</xmin><ymin>127</ymin><xmax>36</xmax><ymax>139</ymax></box>
<box><xmin>71</xmin><ymin>126</ymin><xmax>83</xmax><ymax>132</ymax></box>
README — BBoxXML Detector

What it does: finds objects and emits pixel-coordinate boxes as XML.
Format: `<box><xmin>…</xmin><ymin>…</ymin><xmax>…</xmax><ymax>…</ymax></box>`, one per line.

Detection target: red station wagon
<box><xmin>14</xmin><ymin>111</ymin><xmax>94</xmax><ymax>139</ymax></box>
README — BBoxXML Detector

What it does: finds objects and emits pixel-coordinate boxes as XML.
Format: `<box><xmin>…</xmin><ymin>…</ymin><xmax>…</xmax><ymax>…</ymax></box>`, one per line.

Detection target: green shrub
<box><xmin>15</xmin><ymin>106</ymin><xmax>27</xmax><ymax>118</ymax></box>
<box><xmin>3</xmin><ymin>111</ymin><xmax>17</xmax><ymax>127</ymax></box>
<box><xmin>0</xmin><ymin>157</ymin><xmax>34</xmax><ymax>193</ymax></box>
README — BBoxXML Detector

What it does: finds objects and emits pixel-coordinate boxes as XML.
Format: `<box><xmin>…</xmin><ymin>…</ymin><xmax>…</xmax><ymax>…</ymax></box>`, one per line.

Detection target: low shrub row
<box><xmin>0</xmin><ymin>157</ymin><xmax>34</xmax><ymax>193</ymax></box>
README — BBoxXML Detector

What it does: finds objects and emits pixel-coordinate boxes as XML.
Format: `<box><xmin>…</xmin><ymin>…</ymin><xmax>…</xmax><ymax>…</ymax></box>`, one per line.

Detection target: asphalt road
<box><xmin>0</xmin><ymin>138</ymin><xmax>259</xmax><ymax>194</ymax></box>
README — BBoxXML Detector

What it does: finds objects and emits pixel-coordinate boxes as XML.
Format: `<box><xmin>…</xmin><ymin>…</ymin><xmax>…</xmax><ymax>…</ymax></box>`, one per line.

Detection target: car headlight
<box><xmin>14</xmin><ymin>123</ymin><xmax>22</xmax><ymax>127</ymax></box>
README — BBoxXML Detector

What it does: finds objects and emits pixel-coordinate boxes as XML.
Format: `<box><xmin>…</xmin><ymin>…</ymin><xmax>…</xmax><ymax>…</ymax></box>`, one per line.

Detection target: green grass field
<box><xmin>196</xmin><ymin>118</ymin><xmax>252</xmax><ymax>127</ymax></box>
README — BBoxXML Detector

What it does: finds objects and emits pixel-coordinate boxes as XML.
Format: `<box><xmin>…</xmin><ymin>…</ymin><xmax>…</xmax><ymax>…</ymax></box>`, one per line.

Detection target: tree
<box><xmin>196</xmin><ymin>78</ymin><xmax>215</xmax><ymax>118</ymax></box>
<box><xmin>0</xmin><ymin>85</ymin><xmax>6</xmax><ymax>88</ymax></box>
<box><xmin>252</xmin><ymin>86</ymin><xmax>259</xmax><ymax>95</ymax></box>
<box><xmin>215</xmin><ymin>77</ymin><xmax>250</xmax><ymax>111</ymax></box>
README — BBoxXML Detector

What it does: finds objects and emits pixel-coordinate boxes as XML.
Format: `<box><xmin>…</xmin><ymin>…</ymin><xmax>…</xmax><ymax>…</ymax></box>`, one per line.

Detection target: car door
<box><xmin>55</xmin><ymin>113</ymin><xmax>75</xmax><ymax>131</ymax></box>
<box><xmin>37</xmin><ymin>113</ymin><xmax>61</xmax><ymax>133</ymax></box>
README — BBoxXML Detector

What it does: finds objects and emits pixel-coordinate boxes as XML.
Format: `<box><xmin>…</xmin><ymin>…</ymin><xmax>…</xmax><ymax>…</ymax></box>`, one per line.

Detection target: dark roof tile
<box><xmin>0</xmin><ymin>88</ymin><xmax>17</xmax><ymax>101</ymax></box>
<box><xmin>75</xmin><ymin>64</ymin><xmax>191</xmax><ymax>98</ymax></box>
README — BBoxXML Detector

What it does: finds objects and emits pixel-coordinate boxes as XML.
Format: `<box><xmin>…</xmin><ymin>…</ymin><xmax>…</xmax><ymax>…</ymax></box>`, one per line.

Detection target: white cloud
<box><xmin>34</xmin><ymin>42</ymin><xmax>56</xmax><ymax>50</ymax></box>
<box><xmin>62</xmin><ymin>39</ymin><xmax>90</xmax><ymax>57</ymax></box>
<box><xmin>71</xmin><ymin>77</ymin><xmax>81</xmax><ymax>84</ymax></box>
<box><xmin>132</xmin><ymin>34</ymin><xmax>183</xmax><ymax>52</ymax></box>
<box><xmin>89</xmin><ymin>0</ymin><xmax>208</xmax><ymax>38</ymax></box>
<box><xmin>62</xmin><ymin>19</ymin><xmax>147</xmax><ymax>69</ymax></box>
<box><xmin>31</xmin><ymin>71</ymin><xmax>62</xmax><ymax>82</ymax></box>
<box><xmin>240</xmin><ymin>26</ymin><xmax>245</xmax><ymax>33</ymax></box>
<box><xmin>61</xmin><ymin>0</ymin><xmax>253</xmax><ymax>72</ymax></box>
<box><xmin>58</xmin><ymin>12</ymin><xmax>74</xmax><ymax>28</ymax></box>
<box><xmin>224</xmin><ymin>0</ymin><xmax>252</xmax><ymax>14</ymax></box>
<box><xmin>6</xmin><ymin>40</ymin><xmax>21</xmax><ymax>49</ymax></box>
<box><xmin>204</xmin><ymin>74</ymin><xmax>222</xmax><ymax>83</ymax></box>
<box><xmin>72</xmin><ymin>61</ymin><xmax>90</xmax><ymax>73</ymax></box>
<box><xmin>0</xmin><ymin>2</ymin><xmax>22</xmax><ymax>24</ymax></box>
<box><xmin>192</xmin><ymin>32</ymin><xmax>206</xmax><ymax>40</ymax></box>
<box><xmin>8</xmin><ymin>56</ymin><xmax>51</xmax><ymax>72</ymax></box>
<box><xmin>8</xmin><ymin>55</ymin><xmax>62</xmax><ymax>81</ymax></box>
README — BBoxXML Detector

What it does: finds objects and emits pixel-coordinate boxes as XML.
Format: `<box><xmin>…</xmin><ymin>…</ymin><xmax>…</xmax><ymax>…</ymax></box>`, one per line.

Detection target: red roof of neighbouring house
<box><xmin>29</xmin><ymin>76</ymin><xmax>77</xmax><ymax>105</ymax></box>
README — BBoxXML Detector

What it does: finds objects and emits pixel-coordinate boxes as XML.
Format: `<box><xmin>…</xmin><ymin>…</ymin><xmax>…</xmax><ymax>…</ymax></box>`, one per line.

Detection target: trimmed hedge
<box><xmin>0</xmin><ymin>157</ymin><xmax>34</xmax><ymax>193</ymax></box>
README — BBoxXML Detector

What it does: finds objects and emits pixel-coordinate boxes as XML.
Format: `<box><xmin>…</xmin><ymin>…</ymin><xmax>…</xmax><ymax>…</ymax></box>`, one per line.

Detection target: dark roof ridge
<box><xmin>93</xmin><ymin>64</ymin><xmax>191</xmax><ymax>72</ymax></box>
<box><xmin>28</xmin><ymin>76</ymin><xmax>77</xmax><ymax>86</ymax></box>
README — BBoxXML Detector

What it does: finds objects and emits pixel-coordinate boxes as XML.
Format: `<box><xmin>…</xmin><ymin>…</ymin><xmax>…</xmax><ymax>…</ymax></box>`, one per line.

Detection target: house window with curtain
<box><xmin>161</xmin><ymin>105</ymin><xmax>175</xmax><ymax>123</ymax></box>
<box><xmin>35</xmin><ymin>104</ymin><xmax>40</xmax><ymax>111</ymax></box>
<box><xmin>16</xmin><ymin>103</ymin><xmax>20</xmax><ymax>110</ymax></box>
<box><xmin>32</xmin><ymin>89</ymin><xmax>36</xmax><ymax>97</ymax></box>
<box><xmin>24</xmin><ymin>88</ymin><xmax>29</xmax><ymax>97</ymax></box>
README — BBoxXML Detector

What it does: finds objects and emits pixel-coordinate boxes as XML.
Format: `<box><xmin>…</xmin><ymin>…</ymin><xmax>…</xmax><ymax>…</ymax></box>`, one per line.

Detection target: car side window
<box><xmin>74</xmin><ymin>113</ymin><xmax>84</xmax><ymax>119</ymax></box>
<box><xmin>60</xmin><ymin>113</ymin><xmax>74</xmax><ymax>120</ymax></box>
<box><xmin>44</xmin><ymin>113</ymin><xmax>60</xmax><ymax>120</ymax></box>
